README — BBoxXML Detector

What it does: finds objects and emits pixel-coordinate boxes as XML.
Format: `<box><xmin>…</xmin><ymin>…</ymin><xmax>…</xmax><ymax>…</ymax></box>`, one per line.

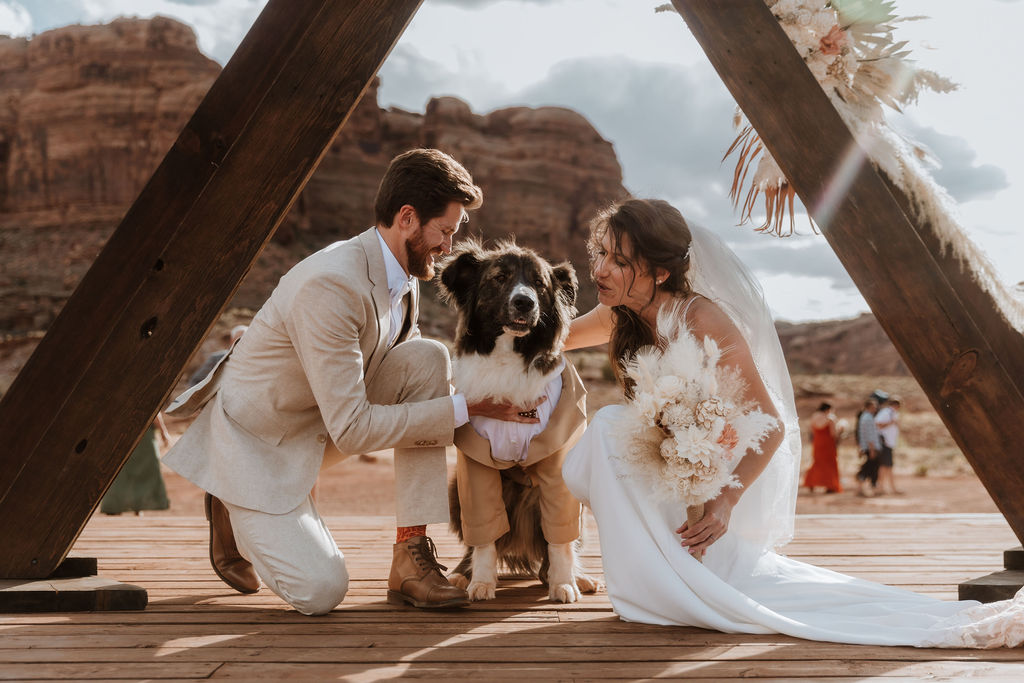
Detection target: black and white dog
<box><xmin>437</xmin><ymin>239</ymin><xmax>600</xmax><ymax>603</ymax></box>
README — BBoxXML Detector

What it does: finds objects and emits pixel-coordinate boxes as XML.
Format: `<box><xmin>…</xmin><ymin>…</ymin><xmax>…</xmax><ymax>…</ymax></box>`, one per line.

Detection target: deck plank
<box><xmin>0</xmin><ymin>513</ymin><xmax>1019</xmax><ymax>681</ymax></box>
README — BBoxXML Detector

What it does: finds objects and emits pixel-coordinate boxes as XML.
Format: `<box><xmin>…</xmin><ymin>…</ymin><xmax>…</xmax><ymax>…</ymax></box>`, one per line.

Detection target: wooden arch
<box><xmin>0</xmin><ymin>0</ymin><xmax>1021</xmax><ymax>590</ymax></box>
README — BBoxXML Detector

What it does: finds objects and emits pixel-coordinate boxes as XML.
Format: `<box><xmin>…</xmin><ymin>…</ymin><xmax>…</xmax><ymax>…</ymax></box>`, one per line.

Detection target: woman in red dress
<box><xmin>803</xmin><ymin>402</ymin><xmax>843</xmax><ymax>493</ymax></box>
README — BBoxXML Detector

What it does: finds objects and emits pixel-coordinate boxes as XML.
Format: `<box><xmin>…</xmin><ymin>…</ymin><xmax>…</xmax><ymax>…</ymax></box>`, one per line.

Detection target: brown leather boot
<box><xmin>387</xmin><ymin>536</ymin><xmax>469</xmax><ymax>608</ymax></box>
<box><xmin>204</xmin><ymin>492</ymin><xmax>261</xmax><ymax>594</ymax></box>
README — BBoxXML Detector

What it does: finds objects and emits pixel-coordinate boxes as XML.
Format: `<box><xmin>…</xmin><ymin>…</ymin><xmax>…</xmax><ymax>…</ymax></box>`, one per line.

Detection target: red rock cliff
<box><xmin>0</xmin><ymin>17</ymin><xmax>220</xmax><ymax>330</ymax></box>
<box><xmin>0</xmin><ymin>17</ymin><xmax>628</xmax><ymax>335</ymax></box>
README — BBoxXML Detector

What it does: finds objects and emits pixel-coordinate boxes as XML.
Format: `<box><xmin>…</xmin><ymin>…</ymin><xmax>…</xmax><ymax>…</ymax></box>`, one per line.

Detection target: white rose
<box><xmin>775</xmin><ymin>0</ymin><xmax>800</xmax><ymax>16</ymax></box>
<box><xmin>807</xmin><ymin>58</ymin><xmax>828</xmax><ymax>81</ymax></box>
<box><xmin>635</xmin><ymin>394</ymin><xmax>661</xmax><ymax>422</ymax></box>
<box><xmin>811</xmin><ymin>10</ymin><xmax>837</xmax><ymax>36</ymax></box>
<box><xmin>655</xmin><ymin>374</ymin><xmax>686</xmax><ymax>398</ymax></box>
<box><xmin>660</xmin><ymin>402</ymin><xmax>690</xmax><ymax>430</ymax></box>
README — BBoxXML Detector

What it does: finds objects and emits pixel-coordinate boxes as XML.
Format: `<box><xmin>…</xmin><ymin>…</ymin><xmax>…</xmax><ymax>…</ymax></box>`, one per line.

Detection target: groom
<box><xmin>164</xmin><ymin>148</ymin><xmax>538</xmax><ymax>615</ymax></box>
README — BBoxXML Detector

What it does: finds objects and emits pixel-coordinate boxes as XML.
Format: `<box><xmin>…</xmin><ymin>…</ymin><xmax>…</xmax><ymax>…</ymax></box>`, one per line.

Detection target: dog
<box><xmin>436</xmin><ymin>239</ymin><xmax>601</xmax><ymax>603</ymax></box>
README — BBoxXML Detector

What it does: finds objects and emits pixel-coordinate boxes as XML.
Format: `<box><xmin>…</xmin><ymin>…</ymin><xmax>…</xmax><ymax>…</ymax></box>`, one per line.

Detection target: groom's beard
<box><xmin>406</xmin><ymin>231</ymin><xmax>436</xmax><ymax>280</ymax></box>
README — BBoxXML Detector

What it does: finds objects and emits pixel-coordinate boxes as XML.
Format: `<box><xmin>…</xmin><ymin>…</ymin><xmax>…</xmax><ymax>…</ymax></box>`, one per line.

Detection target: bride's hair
<box><xmin>587</xmin><ymin>198</ymin><xmax>693</xmax><ymax>393</ymax></box>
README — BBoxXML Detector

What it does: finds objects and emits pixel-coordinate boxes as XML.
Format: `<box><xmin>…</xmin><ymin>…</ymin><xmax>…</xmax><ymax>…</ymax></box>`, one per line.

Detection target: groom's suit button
<box><xmin>316</xmin><ymin>434</ymin><xmax>327</xmax><ymax>443</ymax></box>
<box><xmin>415</xmin><ymin>439</ymin><xmax>437</xmax><ymax>446</ymax></box>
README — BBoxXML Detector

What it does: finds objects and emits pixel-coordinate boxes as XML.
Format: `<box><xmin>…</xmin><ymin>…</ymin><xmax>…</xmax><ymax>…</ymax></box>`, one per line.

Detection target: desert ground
<box><xmin>139</xmin><ymin>348</ymin><xmax>997</xmax><ymax>521</ymax></box>
<box><xmin>0</xmin><ymin>325</ymin><xmax>997</xmax><ymax>520</ymax></box>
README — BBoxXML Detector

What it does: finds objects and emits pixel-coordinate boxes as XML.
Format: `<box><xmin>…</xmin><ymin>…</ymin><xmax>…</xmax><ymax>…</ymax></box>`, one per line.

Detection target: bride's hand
<box><xmin>675</xmin><ymin>492</ymin><xmax>738</xmax><ymax>558</ymax></box>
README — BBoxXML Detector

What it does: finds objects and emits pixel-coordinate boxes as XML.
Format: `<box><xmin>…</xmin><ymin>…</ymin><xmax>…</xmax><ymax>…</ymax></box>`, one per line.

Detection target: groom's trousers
<box><xmin>223</xmin><ymin>338</ymin><xmax>453</xmax><ymax>615</ymax></box>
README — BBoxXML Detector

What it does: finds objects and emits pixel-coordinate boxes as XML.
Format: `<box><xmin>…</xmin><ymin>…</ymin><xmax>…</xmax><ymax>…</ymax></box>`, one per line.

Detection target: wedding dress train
<box><xmin>563</xmin><ymin>405</ymin><xmax>1024</xmax><ymax>649</ymax></box>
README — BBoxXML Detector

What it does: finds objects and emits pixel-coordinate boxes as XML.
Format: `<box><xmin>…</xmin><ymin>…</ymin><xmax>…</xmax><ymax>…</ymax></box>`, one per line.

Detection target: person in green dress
<box><xmin>100</xmin><ymin>413</ymin><xmax>171</xmax><ymax>515</ymax></box>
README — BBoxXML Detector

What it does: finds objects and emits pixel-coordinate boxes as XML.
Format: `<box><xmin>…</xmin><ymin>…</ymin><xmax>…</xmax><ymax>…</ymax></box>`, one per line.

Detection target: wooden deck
<box><xmin>1</xmin><ymin>513</ymin><xmax>1022</xmax><ymax>681</ymax></box>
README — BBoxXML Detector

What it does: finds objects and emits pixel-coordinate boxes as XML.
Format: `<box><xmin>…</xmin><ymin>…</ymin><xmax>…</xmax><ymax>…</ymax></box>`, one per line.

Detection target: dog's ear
<box><xmin>437</xmin><ymin>240</ymin><xmax>485</xmax><ymax>308</ymax></box>
<box><xmin>551</xmin><ymin>261</ymin><xmax>578</xmax><ymax>311</ymax></box>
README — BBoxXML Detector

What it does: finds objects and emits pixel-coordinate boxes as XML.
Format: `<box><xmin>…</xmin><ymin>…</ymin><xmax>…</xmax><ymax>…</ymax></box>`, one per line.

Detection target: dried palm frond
<box><xmin>724</xmin><ymin>121</ymin><xmax>814</xmax><ymax>237</ymax></box>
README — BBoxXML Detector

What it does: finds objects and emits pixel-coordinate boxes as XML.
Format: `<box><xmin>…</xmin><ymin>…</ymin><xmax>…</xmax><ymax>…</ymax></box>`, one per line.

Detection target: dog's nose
<box><xmin>511</xmin><ymin>294</ymin><xmax>535</xmax><ymax>314</ymax></box>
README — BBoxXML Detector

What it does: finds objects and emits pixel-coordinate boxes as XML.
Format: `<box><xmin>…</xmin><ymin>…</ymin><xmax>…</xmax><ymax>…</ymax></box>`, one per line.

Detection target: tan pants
<box><xmin>456</xmin><ymin>449</ymin><xmax>582</xmax><ymax>547</ymax></box>
<box><xmin>228</xmin><ymin>338</ymin><xmax>453</xmax><ymax>615</ymax></box>
<box><xmin>321</xmin><ymin>337</ymin><xmax>452</xmax><ymax>526</ymax></box>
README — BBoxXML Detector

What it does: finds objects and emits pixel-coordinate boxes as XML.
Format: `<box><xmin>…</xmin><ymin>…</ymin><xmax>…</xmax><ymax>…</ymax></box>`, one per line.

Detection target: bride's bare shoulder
<box><xmin>684</xmin><ymin>295</ymin><xmax>744</xmax><ymax>349</ymax></box>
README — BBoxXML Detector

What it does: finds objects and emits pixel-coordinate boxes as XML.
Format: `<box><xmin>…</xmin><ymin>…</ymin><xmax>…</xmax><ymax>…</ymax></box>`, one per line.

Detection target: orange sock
<box><xmin>396</xmin><ymin>525</ymin><xmax>426</xmax><ymax>543</ymax></box>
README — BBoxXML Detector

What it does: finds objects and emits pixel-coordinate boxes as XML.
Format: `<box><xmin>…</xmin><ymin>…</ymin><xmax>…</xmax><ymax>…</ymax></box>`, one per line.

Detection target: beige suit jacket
<box><xmin>163</xmin><ymin>228</ymin><xmax>456</xmax><ymax>514</ymax></box>
<box><xmin>454</xmin><ymin>361</ymin><xmax>588</xmax><ymax>470</ymax></box>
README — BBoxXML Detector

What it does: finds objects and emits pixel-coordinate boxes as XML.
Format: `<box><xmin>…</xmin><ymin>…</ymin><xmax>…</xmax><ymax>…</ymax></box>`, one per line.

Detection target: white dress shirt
<box><xmin>376</xmin><ymin>230</ymin><xmax>468</xmax><ymax>426</ymax></box>
<box><xmin>875</xmin><ymin>406</ymin><xmax>899</xmax><ymax>448</ymax></box>
<box><xmin>376</xmin><ymin>230</ymin><xmax>415</xmax><ymax>347</ymax></box>
<box><xmin>468</xmin><ymin>359</ymin><xmax>564</xmax><ymax>462</ymax></box>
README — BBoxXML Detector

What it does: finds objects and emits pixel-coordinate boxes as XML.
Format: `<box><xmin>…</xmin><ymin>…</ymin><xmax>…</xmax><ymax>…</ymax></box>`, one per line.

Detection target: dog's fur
<box><xmin>437</xmin><ymin>239</ymin><xmax>601</xmax><ymax>603</ymax></box>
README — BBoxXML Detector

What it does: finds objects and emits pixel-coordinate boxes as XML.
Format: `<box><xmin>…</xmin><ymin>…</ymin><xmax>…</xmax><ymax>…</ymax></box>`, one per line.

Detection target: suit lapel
<box><xmin>524</xmin><ymin>361</ymin><xmax>588</xmax><ymax>461</ymax></box>
<box><xmin>358</xmin><ymin>228</ymin><xmax>392</xmax><ymax>380</ymax></box>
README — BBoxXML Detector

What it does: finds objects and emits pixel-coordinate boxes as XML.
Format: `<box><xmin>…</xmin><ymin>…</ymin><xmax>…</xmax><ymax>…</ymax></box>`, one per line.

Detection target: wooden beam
<box><xmin>671</xmin><ymin>0</ymin><xmax>1024</xmax><ymax>544</ymax></box>
<box><xmin>0</xmin><ymin>0</ymin><xmax>423</xmax><ymax>578</ymax></box>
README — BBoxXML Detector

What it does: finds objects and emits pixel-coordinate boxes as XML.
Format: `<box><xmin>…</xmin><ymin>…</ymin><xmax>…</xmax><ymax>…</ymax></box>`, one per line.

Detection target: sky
<box><xmin>1</xmin><ymin>0</ymin><xmax>1021</xmax><ymax>322</ymax></box>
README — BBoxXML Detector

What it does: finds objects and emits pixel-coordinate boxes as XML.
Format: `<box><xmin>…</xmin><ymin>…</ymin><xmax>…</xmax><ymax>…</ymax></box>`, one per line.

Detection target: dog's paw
<box><xmin>448</xmin><ymin>572</ymin><xmax>469</xmax><ymax>590</ymax></box>
<box><xmin>467</xmin><ymin>580</ymin><xmax>497</xmax><ymax>601</ymax></box>
<box><xmin>575</xmin><ymin>572</ymin><xmax>603</xmax><ymax>594</ymax></box>
<box><xmin>549</xmin><ymin>582</ymin><xmax>581</xmax><ymax>603</ymax></box>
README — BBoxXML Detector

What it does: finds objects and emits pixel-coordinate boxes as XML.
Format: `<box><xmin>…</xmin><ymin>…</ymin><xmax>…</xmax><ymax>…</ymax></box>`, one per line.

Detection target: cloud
<box><xmin>892</xmin><ymin>118</ymin><xmax>1009</xmax><ymax>203</ymax></box>
<box><xmin>12</xmin><ymin>0</ymin><xmax>263</xmax><ymax>63</ymax></box>
<box><xmin>513</xmin><ymin>57</ymin><xmax>739</xmax><ymax>218</ymax></box>
<box><xmin>732</xmin><ymin>239</ymin><xmax>854</xmax><ymax>286</ymax></box>
<box><xmin>0</xmin><ymin>1</ymin><xmax>33</xmax><ymax>35</ymax></box>
<box><xmin>758</xmin><ymin>273</ymin><xmax>867</xmax><ymax>322</ymax></box>
<box><xmin>500</xmin><ymin>55</ymin><xmax>868</xmax><ymax>297</ymax></box>
<box><xmin>431</xmin><ymin>0</ymin><xmax>551</xmax><ymax>6</ymax></box>
<box><xmin>378</xmin><ymin>44</ymin><xmax>513</xmax><ymax>112</ymax></box>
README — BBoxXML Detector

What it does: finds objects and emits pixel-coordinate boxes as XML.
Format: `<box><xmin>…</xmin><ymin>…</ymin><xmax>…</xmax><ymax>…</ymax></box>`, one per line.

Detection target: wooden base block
<box><xmin>958</xmin><ymin>570</ymin><xmax>1024</xmax><ymax>603</ymax></box>
<box><xmin>0</xmin><ymin>556</ymin><xmax>145</xmax><ymax>612</ymax></box>
<box><xmin>48</xmin><ymin>556</ymin><xmax>98</xmax><ymax>578</ymax></box>
<box><xmin>0</xmin><ymin>575</ymin><xmax>147</xmax><ymax>612</ymax></box>
<box><xmin>1003</xmin><ymin>546</ymin><xmax>1024</xmax><ymax>569</ymax></box>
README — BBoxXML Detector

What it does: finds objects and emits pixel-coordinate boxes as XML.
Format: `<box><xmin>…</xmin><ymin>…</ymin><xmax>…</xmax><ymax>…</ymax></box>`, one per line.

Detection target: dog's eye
<box><xmin>493</xmin><ymin>272</ymin><xmax>508</xmax><ymax>283</ymax></box>
<box><xmin>534</xmin><ymin>277</ymin><xmax>545</xmax><ymax>288</ymax></box>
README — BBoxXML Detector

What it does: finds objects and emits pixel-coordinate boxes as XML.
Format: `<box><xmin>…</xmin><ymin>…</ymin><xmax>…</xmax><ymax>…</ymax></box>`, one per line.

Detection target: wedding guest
<box><xmin>874</xmin><ymin>396</ymin><xmax>903</xmax><ymax>495</ymax></box>
<box><xmin>855</xmin><ymin>398</ymin><xmax>881</xmax><ymax>497</ymax></box>
<box><xmin>803</xmin><ymin>402</ymin><xmax>843</xmax><ymax>493</ymax></box>
<box><xmin>100</xmin><ymin>413</ymin><xmax>171</xmax><ymax>515</ymax></box>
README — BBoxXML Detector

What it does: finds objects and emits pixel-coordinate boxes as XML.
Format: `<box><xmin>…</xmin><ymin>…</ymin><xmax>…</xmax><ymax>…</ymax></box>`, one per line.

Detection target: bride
<box><xmin>561</xmin><ymin>198</ymin><xmax>1024</xmax><ymax>648</ymax></box>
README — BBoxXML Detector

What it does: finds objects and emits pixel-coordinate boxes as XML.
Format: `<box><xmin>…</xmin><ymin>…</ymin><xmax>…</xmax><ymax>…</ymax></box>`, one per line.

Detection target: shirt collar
<box><xmin>376</xmin><ymin>229</ymin><xmax>415</xmax><ymax>302</ymax></box>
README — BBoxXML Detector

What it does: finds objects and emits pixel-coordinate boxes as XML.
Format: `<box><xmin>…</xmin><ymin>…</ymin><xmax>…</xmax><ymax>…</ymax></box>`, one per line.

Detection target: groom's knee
<box><xmin>389</xmin><ymin>338</ymin><xmax>451</xmax><ymax>400</ymax></box>
<box><xmin>279</xmin><ymin>555</ymin><xmax>349</xmax><ymax>616</ymax></box>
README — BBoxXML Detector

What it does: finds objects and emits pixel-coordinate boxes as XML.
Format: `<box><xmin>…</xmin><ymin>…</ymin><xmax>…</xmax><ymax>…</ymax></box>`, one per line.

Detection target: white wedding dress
<box><xmin>562</xmin><ymin>225</ymin><xmax>1024</xmax><ymax>649</ymax></box>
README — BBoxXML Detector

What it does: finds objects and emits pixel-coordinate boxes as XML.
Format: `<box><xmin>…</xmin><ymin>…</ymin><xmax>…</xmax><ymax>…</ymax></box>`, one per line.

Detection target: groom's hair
<box><xmin>374</xmin><ymin>148</ymin><xmax>483</xmax><ymax>227</ymax></box>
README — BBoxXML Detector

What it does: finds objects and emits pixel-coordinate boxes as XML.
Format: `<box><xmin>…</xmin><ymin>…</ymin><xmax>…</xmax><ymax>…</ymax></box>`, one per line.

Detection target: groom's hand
<box><xmin>467</xmin><ymin>396</ymin><xmax>546</xmax><ymax>423</ymax></box>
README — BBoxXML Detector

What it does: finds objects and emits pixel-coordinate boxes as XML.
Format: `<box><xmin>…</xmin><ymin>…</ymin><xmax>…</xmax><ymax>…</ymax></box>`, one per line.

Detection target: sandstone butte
<box><xmin>0</xmin><ymin>16</ymin><xmax>628</xmax><ymax>336</ymax></box>
<box><xmin>0</xmin><ymin>16</ymin><xmax>907</xmax><ymax>381</ymax></box>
